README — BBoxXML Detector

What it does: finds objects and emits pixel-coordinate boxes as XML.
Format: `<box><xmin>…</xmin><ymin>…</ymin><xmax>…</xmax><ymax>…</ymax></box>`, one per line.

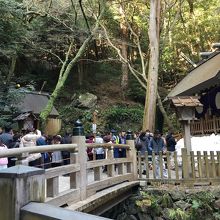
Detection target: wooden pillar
<box><xmin>126</xmin><ymin>130</ymin><xmax>138</xmax><ymax>180</ymax></box>
<box><xmin>0</xmin><ymin>165</ymin><xmax>45</xmax><ymax>220</ymax></box>
<box><xmin>183</xmin><ymin>120</ymin><xmax>192</xmax><ymax>153</ymax></box>
<box><xmin>72</xmin><ymin>120</ymin><xmax>87</xmax><ymax>200</ymax></box>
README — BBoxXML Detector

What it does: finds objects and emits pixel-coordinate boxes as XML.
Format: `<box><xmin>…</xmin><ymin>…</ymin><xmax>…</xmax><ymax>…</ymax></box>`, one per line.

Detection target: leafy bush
<box><xmin>103</xmin><ymin>105</ymin><xmax>144</xmax><ymax>131</ymax></box>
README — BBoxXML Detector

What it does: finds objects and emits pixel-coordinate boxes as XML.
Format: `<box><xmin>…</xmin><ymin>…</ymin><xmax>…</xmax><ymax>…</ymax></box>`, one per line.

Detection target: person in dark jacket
<box><xmin>148</xmin><ymin>130</ymin><xmax>167</xmax><ymax>178</ymax></box>
<box><xmin>166</xmin><ymin>131</ymin><xmax>176</xmax><ymax>169</ymax></box>
<box><xmin>0</xmin><ymin>126</ymin><xmax>13</xmax><ymax>149</ymax></box>
<box><xmin>61</xmin><ymin>132</ymin><xmax>72</xmax><ymax>165</ymax></box>
<box><xmin>166</xmin><ymin>132</ymin><xmax>176</xmax><ymax>152</ymax></box>
<box><xmin>139</xmin><ymin>130</ymin><xmax>152</xmax><ymax>175</ymax></box>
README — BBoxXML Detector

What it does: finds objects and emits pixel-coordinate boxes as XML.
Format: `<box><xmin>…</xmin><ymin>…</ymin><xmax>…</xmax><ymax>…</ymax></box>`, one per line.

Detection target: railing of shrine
<box><xmin>191</xmin><ymin>117</ymin><xmax>220</xmax><ymax>135</ymax></box>
<box><xmin>138</xmin><ymin>148</ymin><xmax>220</xmax><ymax>186</ymax></box>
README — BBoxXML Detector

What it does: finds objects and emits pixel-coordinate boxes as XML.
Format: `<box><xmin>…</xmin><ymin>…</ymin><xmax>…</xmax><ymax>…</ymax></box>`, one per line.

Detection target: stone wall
<box><xmin>101</xmin><ymin>186</ymin><xmax>220</xmax><ymax>220</ymax></box>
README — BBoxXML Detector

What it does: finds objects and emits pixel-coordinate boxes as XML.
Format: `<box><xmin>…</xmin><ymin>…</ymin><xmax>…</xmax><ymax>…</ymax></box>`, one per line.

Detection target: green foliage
<box><xmin>168</xmin><ymin>208</ymin><xmax>190</xmax><ymax>220</ymax></box>
<box><xmin>0</xmin><ymin>83</ymin><xmax>31</xmax><ymax>127</ymax></box>
<box><xmin>0</xmin><ymin>0</ymin><xmax>25</xmax><ymax>53</ymax></box>
<box><xmin>103</xmin><ymin>105</ymin><xmax>144</xmax><ymax>131</ymax></box>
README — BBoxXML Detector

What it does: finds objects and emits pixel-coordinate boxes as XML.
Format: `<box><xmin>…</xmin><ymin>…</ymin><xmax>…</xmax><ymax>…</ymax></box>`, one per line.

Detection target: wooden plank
<box><xmin>70</xmin><ymin>152</ymin><xmax>80</xmax><ymax>189</ymax></box>
<box><xmin>190</xmin><ymin>151</ymin><xmax>196</xmax><ymax>179</ymax></box>
<box><xmin>127</xmin><ymin>162</ymin><xmax>132</xmax><ymax>173</ymax></box>
<box><xmin>47</xmin><ymin>177</ymin><xmax>59</xmax><ymax>197</ymax></box>
<box><xmin>45</xmin><ymin>164</ymin><xmax>80</xmax><ymax>179</ymax></box>
<box><xmin>174</xmin><ymin>152</ymin><xmax>179</xmax><ymax>180</ymax></box>
<box><xmin>197</xmin><ymin>151</ymin><xmax>203</xmax><ymax>178</ymax></box>
<box><xmin>217</xmin><ymin>152</ymin><xmax>220</xmax><ymax>177</ymax></box>
<box><xmin>46</xmin><ymin>189</ymin><xmax>80</xmax><ymax>207</ymax></box>
<box><xmin>87</xmin><ymin>174</ymin><xmax>134</xmax><ymax>196</ymax></box>
<box><xmin>210</xmin><ymin>151</ymin><xmax>216</xmax><ymax>178</ymax></box>
<box><xmin>203</xmin><ymin>151</ymin><xmax>209</xmax><ymax>179</ymax></box>
<box><xmin>72</xmin><ymin>135</ymin><xmax>87</xmax><ymax>201</ymax></box>
<box><xmin>166</xmin><ymin>152</ymin><xmax>171</xmax><ymax>180</ymax></box>
<box><xmin>118</xmin><ymin>163</ymin><xmax>124</xmax><ymax>175</ymax></box>
<box><xmin>86</xmin><ymin>158</ymin><xmax>132</xmax><ymax>169</ymax></box>
<box><xmin>152</xmin><ymin>152</ymin><xmax>156</xmax><ymax>179</ymax></box>
<box><xmin>145</xmin><ymin>151</ymin><xmax>149</xmax><ymax>179</ymax></box>
<box><xmin>94</xmin><ymin>166</ymin><xmax>102</xmax><ymax>181</ymax></box>
<box><xmin>138</xmin><ymin>152</ymin><xmax>142</xmax><ymax>179</ymax></box>
<box><xmin>181</xmin><ymin>148</ymin><xmax>189</xmax><ymax>179</ymax></box>
<box><xmin>159</xmin><ymin>152</ymin><xmax>163</xmax><ymax>179</ymax></box>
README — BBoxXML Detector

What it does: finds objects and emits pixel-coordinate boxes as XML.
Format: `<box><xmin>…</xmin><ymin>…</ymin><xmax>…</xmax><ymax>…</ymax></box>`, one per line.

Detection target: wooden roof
<box><xmin>16</xmin><ymin>92</ymin><xmax>59</xmax><ymax>116</ymax></box>
<box><xmin>167</xmin><ymin>51</ymin><xmax>220</xmax><ymax>97</ymax></box>
<box><xmin>170</xmin><ymin>96</ymin><xmax>203</xmax><ymax>107</ymax></box>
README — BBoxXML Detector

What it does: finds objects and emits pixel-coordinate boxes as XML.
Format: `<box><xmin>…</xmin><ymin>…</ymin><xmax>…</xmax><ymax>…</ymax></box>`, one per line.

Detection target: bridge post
<box><xmin>126</xmin><ymin>130</ymin><xmax>138</xmax><ymax>180</ymax></box>
<box><xmin>72</xmin><ymin>119</ymin><xmax>87</xmax><ymax>200</ymax></box>
<box><xmin>0</xmin><ymin>165</ymin><xmax>45</xmax><ymax>220</ymax></box>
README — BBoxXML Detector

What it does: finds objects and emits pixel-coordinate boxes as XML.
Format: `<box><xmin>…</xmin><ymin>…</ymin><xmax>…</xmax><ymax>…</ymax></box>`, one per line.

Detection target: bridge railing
<box><xmin>0</xmin><ymin>131</ymin><xmax>137</xmax><ymax>214</ymax></box>
<box><xmin>138</xmin><ymin>148</ymin><xmax>220</xmax><ymax>186</ymax></box>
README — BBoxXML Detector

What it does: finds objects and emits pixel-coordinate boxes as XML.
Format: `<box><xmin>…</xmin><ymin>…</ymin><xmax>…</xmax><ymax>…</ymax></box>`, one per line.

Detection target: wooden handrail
<box><xmin>85</xmin><ymin>143</ymin><xmax>130</xmax><ymax>149</ymax></box>
<box><xmin>0</xmin><ymin>144</ymin><xmax>78</xmax><ymax>158</ymax></box>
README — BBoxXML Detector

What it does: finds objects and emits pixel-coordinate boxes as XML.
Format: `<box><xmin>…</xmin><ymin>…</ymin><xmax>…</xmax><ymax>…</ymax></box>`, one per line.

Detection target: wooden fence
<box><xmin>191</xmin><ymin>117</ymin><xmax>220</xmax><ymax>135</ymax></box>
<box><xmin>138</xmin><ymin>148</ymin><xmax>220</xmax><ymax>186</ymax></box>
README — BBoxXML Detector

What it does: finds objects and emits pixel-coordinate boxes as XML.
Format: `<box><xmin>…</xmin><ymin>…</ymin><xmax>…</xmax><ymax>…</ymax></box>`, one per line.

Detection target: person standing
<box><xmin>119</xmin><ymin>131</ymin><xmax>127</xmax><ymax>158</ymax></box>
<box><xmin>139</xmin><ymin>130</ymin><xmax>151</xmax><ymax>175</ymax></box>
<box><xmin>94</xmin><ymin>133</ymin><xmax>105</xmax><ymax>160</ymax></box>
<box><xmin>0</xmin><ymin>137</ymin><xmax>8</xmax><ymax>169</ymax></box>
<box><xmin>36</xmin><ymin>134</ymin><xmax>51</xmax><ymax>169</ymax></box>
<box><xmin>20</xmin><ymin>128</ymin><xmax>42</xmax><ymax>167</ymax></box>
<box><xmin>51</xmin><ymin>135</ymin><xmax>63</xmax><ymax>167</ymax></box>
<box><xmin>0</xmin><ymin>126</ymin><xmax>15</xmax><ymax>167</ymax></box>
<box><xmin>61</xmin><ymin>131</ymin><xmax>72</xmax><ymax>165</ymax></box>
<box><xmin>166</xmin><ymin>131</ymin><xmax>176</xmax><ymax>169</ymax></box>
<box><xmin>148</xmin><ymin>130</ymin><xmax>167</xmax><ymax>178</ymax></box>
<box><xmin>0</xmin><ymin>126</ymin><xmax>13</xmax><ymax>149</ymax></box>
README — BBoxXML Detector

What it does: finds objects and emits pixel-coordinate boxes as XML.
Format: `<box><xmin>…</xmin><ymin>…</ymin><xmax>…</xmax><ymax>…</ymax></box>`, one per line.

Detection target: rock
<box><xmin>212</xmin><ymin>187</ymin><xmax>220</xmax><ymax>199</ymax></box>
<box><xmin>127</xmin><ymin>215</ymin><xmax>138</xmax><ymax>220</ymax></box>
<box><xmin>154</xmin><ymin>217</ymin><xmax>164</xmax><ymax>220</ymax></box>
<box><xmin>116</xmin><ymin>212</ymin><xmax>127</xmax><ymax>220</ymax></box>
<box><xmin>162</xmin><ymin>208</ymin><xmax>170</xmax><ymax>220</ymax></box>
<box><xmin>169</xmin><ymin>190</ymin><xmax>185</xmax><ymax>201</ymax></box>
<box><xmin>138</xmin><ymin>212</ymin><xmax>153</xmax><ymax>220</ymax></box>
<box><xmin>76</xmin><ymin>93</ymin><xmax>97</xmax><ymax>109</ymax></box>
<box><xmin>214</xmin><ymin>199</ymin><xmax>220</xmax><ymax>209</ymax></box>
<box><xmin>174</xmin><ymin>200</ymin><xmax>191</xmax><ymax>211</ymax></box>
<box><xmin>126</xmin><ymin>203</ymin><xmax>138</xmax><ymax>215</ymax></box>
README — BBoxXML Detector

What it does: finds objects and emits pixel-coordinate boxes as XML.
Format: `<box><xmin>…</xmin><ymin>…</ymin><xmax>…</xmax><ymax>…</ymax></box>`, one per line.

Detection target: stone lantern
<box><xmin>170</xmin><ymin>96</ymin><xmax>203</xmax><ymax>153</ymax></box>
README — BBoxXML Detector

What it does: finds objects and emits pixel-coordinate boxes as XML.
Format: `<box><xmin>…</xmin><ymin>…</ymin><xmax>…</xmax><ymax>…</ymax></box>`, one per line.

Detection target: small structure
<box><xmin>168</xmin><ymin>43</ymin><xmax>220</xmax><ymax>136</ymax></box>
<box><xmin>170</xmin><ymin>96</ymin><xmax>202</xmax><ymax>152</ymax></box>
<box><xmin>14</xmin><ymin>91</ymin><xmax>61</xmax><ymax>135</ymax></box>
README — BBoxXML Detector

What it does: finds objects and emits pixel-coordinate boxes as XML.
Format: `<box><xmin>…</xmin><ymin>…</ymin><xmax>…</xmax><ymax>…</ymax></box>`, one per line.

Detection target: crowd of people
<box><xmin>134</xmin><ymin>129</ymin><xmax>177</xmax><ymax>178</ymax></box>
<box><xmin>0</xmin><ymin>126</ymin><xmax>72</xmax><ymax>169</ymax></box>
<box><xmin>0</xmin><ymin>126</ymin><xmax>177</xmax><ymax>178</ymax></box>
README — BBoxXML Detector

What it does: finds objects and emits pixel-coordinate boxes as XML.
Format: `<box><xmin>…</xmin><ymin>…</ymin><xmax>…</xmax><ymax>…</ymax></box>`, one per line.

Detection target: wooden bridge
<box><xmin>0</xmin><ymin>123</ymin><xmax>220</xmax><ymax>220</ymax></box>
<box><xmin>0</xmin><ymin>126</ymin><xmax>138</xmax><ymax>220</ymax></box>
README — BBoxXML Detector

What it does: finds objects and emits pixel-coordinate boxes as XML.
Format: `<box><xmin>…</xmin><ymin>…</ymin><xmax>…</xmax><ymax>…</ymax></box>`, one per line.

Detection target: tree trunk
<box><xmin>40</xmin><ymin>4</ymin><xmax>106</xmax><ymax>128</ymax></box>
<box><xmin>78</xmin><ymin>60</ymin><xmax>83</xmax><ymax>88</ymax></box>
<box><xmin>6</xmin><ymin>54</ymin><xmax>17</xmax><ymax>83</ymax></box>
<box><xmin>143</xmin><ymin>0</ymin><xmax>160</xmax><ymax>132</ymax></box>
<box><xmin>157</xmin><ymin>91</ymin><xmax>174</xmax><ymax>131</ymax></box>
<box><xmin>119</xmin><ymin>5</ymin><xmax>128</xmax><ymax>100</ymax></box>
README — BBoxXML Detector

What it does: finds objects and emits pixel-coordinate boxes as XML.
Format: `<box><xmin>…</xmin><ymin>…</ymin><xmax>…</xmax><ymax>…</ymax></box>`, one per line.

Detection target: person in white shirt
<box><xmin>94</xmin><ymin>133</ymin><xmax>105</xmax><ymax>160</ymax></box>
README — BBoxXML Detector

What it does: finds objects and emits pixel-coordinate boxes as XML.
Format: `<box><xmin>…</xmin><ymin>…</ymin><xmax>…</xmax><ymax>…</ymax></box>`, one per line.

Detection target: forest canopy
<box><xmin>0</xmin><ymin>0</ymin><xmax>220</xmax><ymax>132</ymax></box>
